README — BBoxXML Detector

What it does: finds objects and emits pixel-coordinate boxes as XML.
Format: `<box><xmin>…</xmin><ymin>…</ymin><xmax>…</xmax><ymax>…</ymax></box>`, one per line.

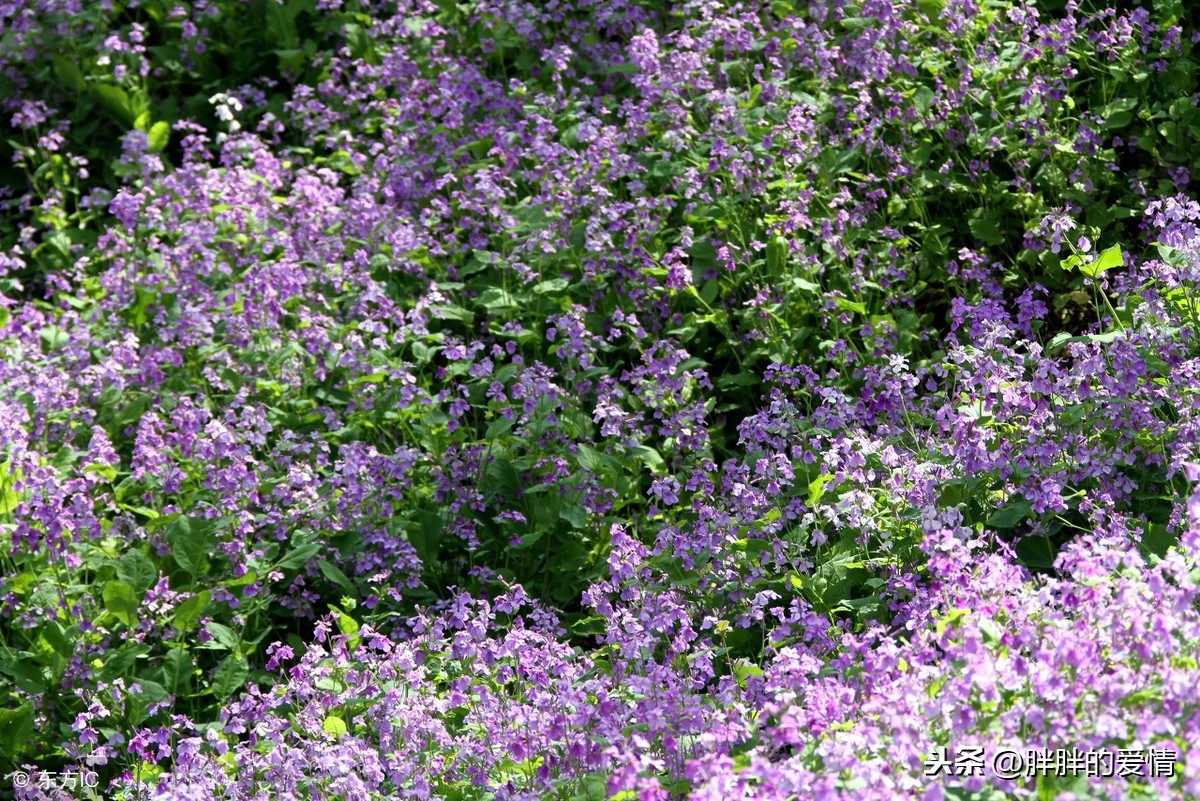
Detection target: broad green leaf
<box><xmin>51</xmin><ymin>57</ymin><xmax>85</xmax><ymax>91</ymax></box>
<box><xmin>808</xmin><ymin>473</ymin><xmax>834</xmax><ymax>505</ymax></box>
<box><xmin>40</xmin><ymin>325</ymin><xmax>69</xmax><ymax>349</ymax></box>
<box><xmin>732</xmin><ymin>661</ymin><xmax>764</xmax><ymax>681</ymax></box>
<box><xmin>575</xmin><ymin>443</ymin><xmax>604</xmax><ymax>472</ymax></box>
<box><xmin>408</xmin><ymin>511</ymin><xmax>441</xmax><ymax>563</ymax></box>
<box><xmin>103</xmin><ymin>581</ymin><xmax>140</xmax><ymax>628</ymax></box>
<box><xmin>476</xmin><ymin>287</ymin><xmax>519</xmax><ymax>313</ymax></box>
<box><xmin>84</xmin><ymin>462</ymin><xmax>118</xmax><ymax>481</ymax></box>
<box><xmin>429</xmin><ymin>304</ymin><xmax>473</xmax><ymax>322</ymax></box>
<box><xmin>148</xmin><ymin>120</ymin><xmax>170</xmax><ymax>152</ymax></box>
<box><xmin>0</xmin><ymin>703</ymin><xmax>34</xmax><ymax>758</ymax></box>
<box><xmin>162</xmin><ymin>647</ymin><xmax>192</xmax><ymax>695</ymax></box>
<box><xmin>987</xmin><ymin>499</ymin><xmax>1033</xmax><ymax>529</ymax></box>
<box><xmin>1080</xmin><ymin>244</ymin><xmax>1123</xmax><ymax>278</ymax></box>
<box><xmin>90</xmin><ymin>83</ymin><xmax>136</xmax><ymax>126</ymax></box>
<box><xmin>533</xmin><ymin>278</ymin><xmax>569</xmax><ymax>294</ymax></box>
<box><xmin>98</xmin><ymin>644</ymin><xmax>149</xmax><ymax>681</ymax></box>
<box><xmin>172</xmin><ymin>590</ymin><xmax>210</xmax><ymax>631</ymax></box>
<box><xmin>766</xmin><ymin>236</ymin><xmax>788</xmax><ymax>275</ymax></box>
<box><xmin>834</xmin><ymin>297</ymin><xmax>866</xmax><ymax>315</ymax></box>
<box><xmin>323</xmin><ymin>715</ymin><xmax>348</xmax><ymax>738</ymax></box>
<box><xmin>333</xmin><ymin>608</ymin><xmax>361</xmax><ymax>650</ymax></box>
<box><xmin>560</xmin><ymin>506</ymin><xmax>587</xmax><ymax>528</ymax></box>
<box><xmin>276</xmin><ymin>543</ymin><xmax>320</xmax><ymax>571</ymax></box>
<box><xmin>1045</xmin><ymin>332</ymin><xmax>1073</xmax><ymax>353</ymax></box>
<box><xmin>167</xmin><ymin>516</ymin><xmax>216</xmax><ymax>578</ymax></box>
<box><xmin>212</xmin><ymin>654</ymin><xmax>249</xmax><ymax>700</ymax></box>
<box><xmin>0</xmin><ymin>652</ymin><xmax>44</xmax><ymax>694</ymax></box>
<box><xmin>1104</xmin><ymin>110</ymin><xmax>1133</xmax><ymax>129</ymax></box>
<box><xmin>1015</xmin><ymin>535</ymin><xmax>1058</xmax><ymax>571</ymax></box>
<box><xmin>968</xmin><ymin>214</ymin><xmax>1003</xmax><ymax>246</ymax></box>
<box><xmin>628</xmin><ymin>445</ymin><xmax>664</xmax><ymax>470</ymax></box>
<box><xmin>118</xmin><ymin>550</ymin><xmax>157</xmax><ymax>594</ymax></box>
<box><xmin>0</xmin><ymin>461</ymin><xmax>19</xmax><ymax>515</ymax></box>
<box><xmin>36</xmin><ymin>621</ymin><xmax>71</xmax><ymax>658</ymax></box>
<box><xmin>204</xmin><ymin>622</ymin><xmax>240</xmax><ymax>652</ymax></box>
<box><xmin>318</xmin><ymin>559</ymin><xmax>356</xmax><ymax>597</ymax></box>
<box><xmin>913</xmin><ymin>85</ymin><xmax>935</xmax><ymax>115</ymax></box>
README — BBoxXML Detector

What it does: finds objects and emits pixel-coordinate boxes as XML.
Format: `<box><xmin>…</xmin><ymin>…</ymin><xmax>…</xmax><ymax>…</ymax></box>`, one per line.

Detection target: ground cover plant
<box><xmin>1</xmin><ymin>0</ymin><xmax>1200</xmax><ymax>798</ymax></box>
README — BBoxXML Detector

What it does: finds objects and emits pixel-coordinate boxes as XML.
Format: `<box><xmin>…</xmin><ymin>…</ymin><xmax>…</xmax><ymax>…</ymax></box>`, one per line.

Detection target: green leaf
<box><xmin>1015</xmin><ymin>535</ymin><xmax>1058</xmax><ymax>571</ymax></box>
<box><xmin>968</xmin><ymin>214</ymin><xmax>1004</xmax><ymax>246</ymax></box>
<box><xmin>1060</xmin><ymin>253</ymin><xmax>1083</xmax><ymax>272</ymax></box>
<box><xmin>476</xmin><ymin>287</ymin><xmax>519</xmax><ymax>313</ymax></box>
<box><xmin>318</xmin><ymin>559</ymin><xmax>356</xmax><ymax>597</ymax></box>
<box><xmin>1102</xmin><ymin>97</ymin><xmax>1137</xmax><ymax>129</ymax></box>
<box><xmin>409</xmin><ymin>511</ymin><xmax>442</xmax><ymax>563</ymax></box>
<box><xmin>167</xmin><ymin>516</ymin><xmax>216</xmax><ymax>578</ymax></box>
<box><xmin>323</xmin><ymin>715</ymin><xmax>348</xmax><ymax>738</ymax></box>
<box><xmin>532</xmin><ymin>278</ymin><xmax>569</xmax><ymax>294</ymax></box>
<box><xmin>1103</xmin><ymin>110</ymin><xmax>1133</xmax><ymax>129</ymax></box>
<box><xmin>987</xmin><ymin>498</ymin><xmax>1033</xmax><ymax>529</ymax></box>
<box><xmin>172</xmin><ymin>590</ymin><xmax>210</xmax><ymax>632</ymax></box>
<box><xmin>486</xmin><ymin>415</ymin><xmax>515</xmax><ymax>439</ymax></box>
<box><xmin>560</xmin><ymin>506</ymin><xmax>587</xmax><ymax>528</ymax></box>
<box><xmin>99</xmin><ymin>644</ymin><xmax>149</xmax><ymax>681</ymax></box>
<box><xmin>808</xmin><ymin>473</ymin><xmax>834</xmax><ymax>506</ymax></box>
<box><xmin>1045</xmin><ymin>332</ymin><xmax>1073</xmax><ymax>354</ymax></box>
<box><xmin>212</xmin><ymin>654</ymin><xmax>249</xmax><ymax>700</ymax></box>
<box><xmin>935</xmin><ymin>606</ymin><xmax>971</xmax><ymax>637</ymax></box>
<box><xmin>35</xmin><ymin>621</ymin><xmax>71</xmax><ymax>661</ymax></box>
<box><xmin>731</xmin><ymin>661</ymin><xmax>764</xmax><ymax>681</ymax></box>
<box><xmin>1104</xmin><ymin>96</ymin><xmax>1138</xmax><ymax>114</ymax></box>
<box><xmin>144</xmin><ymin>512</ymin><xmax>179</xmax><ymax>532</ymax></box>
<box><xmin>276</xmin><ymin>543</ymin><xmax>320</xmax><ymax>571</ymax></box>
<box><xmin>1080</xmin><ymin>245</ymin><xmax>1124</xmax><ymax>278</ymax></box>
<box><xmin>147</xmin><ymin>120</ymin><xmax>171</xmax><ymax>152</ymax></box>
<box><xmin>333</xmin><ymin>608</ymin><xmax>361</xmax><ymax>651</ymax></box>
<box><xmin>121</xmin><ymin>285</ymin><xmax>158</xmax><ymax>327</ymax></box>
<box><xmin>51</xmin><ymin>57</ymin><xmax>85</xmax><ymax>92</ymax></box>
<box><xmin>39</xmin><ymin>325</ymin><xmax>69</xmax><ymax>350</ymax></box>
<box><xmin>204</xmin><ymin>622</ymin><xmax>240</xmax><ymax>652</ymax></box>
<box><xmin>162</xmin><ymin>647</ymin><xmax>192</xmax><ymax>695</ymax></box>
<box><xmin>0</xmin><ymin>462</ymin><xmax>20</xmax><ymax>515</ymax></box>
<box><xmin>834</xmin><ymin>297</ymin><xmax>866</xmax><ymax>315</ymax></box>
<box><xmin>0</xmin><ymin>648</ymin><xmax>44</xmax><ymax>694</ymax></box>
<box><xmin>118</xmin><ymin>550</ymin><xmax>158</xmax><ymax>594</ymax></box>
<box><xmin>430</xmin><ymin>304</ymin><xmax>474</xmax><ymax>322</ymax></box>
<box><xmin>84</xmin><ymin>462</ymin><xmax>118</xmax><ymax>481</ymax></box>
<box><xmin>0</xmin><ymin>703</ymin><xmax>34</xmax><ymax>758</ymax></box>
<box><xmin>913</xmin><ymin>85</ymin><xmax>935</xmax><ymax>116</ymax></box>
<box><xmin>628</xmin><ymin>445</ymin><xmax>664</xmax><ymax>470</ymax></box>
<box><xmin>766</xmin><ymin>236</ymin><xmax>788</xmax><ymax>275</ymax></box>
<box><xmin>836</xmin><ymin>595</ymin><xmax>882</xmax><ymax>616</ymax></box>
<box><xmin>576</xmin><ymin>443</ymin><xmax>604</xmax><ymax>472</ymax></box>
<box><xmin>90</xmin><ymin>83</ymin><xmax>136</xmax><ymax>127</ymax></box>
<box><xmin>127</xmin><ymin>679</ymin><xmax>168</xmax><ymax>725</ymax></box>
<box><xmin>103</xmin><ymin>581</ymin><xmax>140</xmax><ymax>628</ymax></box>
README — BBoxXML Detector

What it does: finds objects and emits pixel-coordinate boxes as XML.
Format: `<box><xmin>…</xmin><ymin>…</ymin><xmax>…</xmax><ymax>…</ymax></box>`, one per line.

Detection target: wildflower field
<box><xmin>2</xmin><ymin>0</ymin><xmax>1200</xmax><ymax>798</ymax></box>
